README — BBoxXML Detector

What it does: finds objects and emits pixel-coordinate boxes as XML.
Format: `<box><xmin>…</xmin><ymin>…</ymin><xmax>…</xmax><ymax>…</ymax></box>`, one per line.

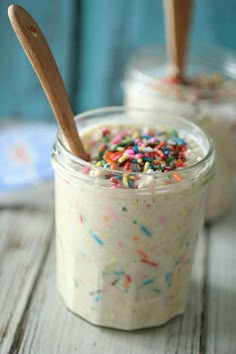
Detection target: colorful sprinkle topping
<box><xmin>90</xmin><ymin>126</ymin><xmax>188</xmax><ymax>174</ymax></box>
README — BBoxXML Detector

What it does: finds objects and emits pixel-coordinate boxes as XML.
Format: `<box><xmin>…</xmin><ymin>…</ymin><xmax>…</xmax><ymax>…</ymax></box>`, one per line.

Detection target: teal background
<box><xmin>0</xmin><ymin>0</ymin><xmax>236</xmax><ymax>122</ymax></box>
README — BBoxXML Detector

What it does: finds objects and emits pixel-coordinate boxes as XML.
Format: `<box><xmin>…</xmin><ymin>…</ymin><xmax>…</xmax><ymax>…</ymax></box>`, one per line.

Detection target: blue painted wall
<box><xmin>0</xmin><ymin>0</ymin><xmax>75</xmax><ymax>122</ymax></box>
<box><xmin>0</xmin><ymin>0</ymin><xmax>236</xmax><ymax>121</ymax></box>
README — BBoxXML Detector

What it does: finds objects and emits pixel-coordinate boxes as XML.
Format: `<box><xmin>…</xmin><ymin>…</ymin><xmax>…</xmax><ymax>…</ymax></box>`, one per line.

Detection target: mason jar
<box><xmin>51</xmin><ymin>107</ymin><xmax>214</xmax><ymax>330</ymax></box>
<box><xmin>124</xmin><ymin>46</ymin><xmax>236</xmax><ymax>222</ymax></box>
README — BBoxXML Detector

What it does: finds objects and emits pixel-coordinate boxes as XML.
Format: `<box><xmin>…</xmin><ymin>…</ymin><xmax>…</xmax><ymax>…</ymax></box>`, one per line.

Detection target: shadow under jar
<box><xmin>51</xmin><ymin>107</ymin><xmax>214</xmax><ymax>330</ymax></box>
<box><xmin>124</xmin><ymin>45</ymin><xmax>236</xmax><ymax>222</ymax></box>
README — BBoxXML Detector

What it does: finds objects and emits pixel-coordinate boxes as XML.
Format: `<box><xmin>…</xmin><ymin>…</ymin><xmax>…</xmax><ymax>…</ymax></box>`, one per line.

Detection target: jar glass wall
<box><xmin>124</xmin><ymin>46</ymin><xmax>236</xmax><ymax>221</ymax></box>
<box><xmin>51</xmin><ymin>107</ymin><xmax>214</xmax><ymax>330</ymax></box>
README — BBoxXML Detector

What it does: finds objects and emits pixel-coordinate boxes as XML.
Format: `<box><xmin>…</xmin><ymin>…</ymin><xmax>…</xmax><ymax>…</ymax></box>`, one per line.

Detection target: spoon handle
<box><xmin>8</xmin><ymin>5</ymin><xmax>88</xmax><ymax>160</ymax></box>
<box><xmin>164</xmin><ymin>0</ymin><xmax>193</xmax><ymax>78</ymax></box>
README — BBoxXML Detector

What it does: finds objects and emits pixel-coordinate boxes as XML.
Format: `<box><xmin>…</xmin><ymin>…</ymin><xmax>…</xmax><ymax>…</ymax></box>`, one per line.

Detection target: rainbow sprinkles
<box><xmin>84</xmin><ymin>124</ymin><xmax>202</xmax><ymax>188</ymax></box>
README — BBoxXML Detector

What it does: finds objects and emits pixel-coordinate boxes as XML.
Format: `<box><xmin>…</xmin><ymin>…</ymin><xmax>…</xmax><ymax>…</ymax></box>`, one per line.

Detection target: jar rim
<box><xmin>125</xmin><ymin>44</ymin><xmax>236</xmax><ymax>102</ymax></box>
<box><xmin>53</xmin><ymin>106</ymin><xmax>215</xmax><ymax>187</ymax></box>
<box><xmin>126</xmin><ymin>44</ymin><xmax>236</xmax><ymax>79</ymax></box>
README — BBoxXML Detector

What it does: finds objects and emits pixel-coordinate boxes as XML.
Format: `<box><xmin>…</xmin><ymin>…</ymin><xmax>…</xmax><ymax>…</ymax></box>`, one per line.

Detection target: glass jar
<box><xmin>51</xmin><ymin>107</ymin><xmax>214</xmax><ymax>330</ymax></box>
<box><xmin>124</xmin><ymin>45</ymin><xmax>236</xmax><ymax>222</ymax></box>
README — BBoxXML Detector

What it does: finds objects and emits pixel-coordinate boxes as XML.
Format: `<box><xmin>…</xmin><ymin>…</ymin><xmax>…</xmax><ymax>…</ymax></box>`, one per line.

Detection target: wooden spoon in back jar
<box><xmin>164</xmin><ymin>0</ymin><xmax>193</xmax><ymax>82</ymax></box>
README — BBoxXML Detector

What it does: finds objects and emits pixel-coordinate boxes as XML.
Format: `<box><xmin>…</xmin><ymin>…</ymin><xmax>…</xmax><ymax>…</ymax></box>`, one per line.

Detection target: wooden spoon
<box><xmin>164</xmin><ymin>0</ymin><xmax>193</xmax><ymax>81</ymax></box>
<box><xmin>8</xmin><ymin>4</ymin><xmax>88</xmax><ymax>161</ymax></box>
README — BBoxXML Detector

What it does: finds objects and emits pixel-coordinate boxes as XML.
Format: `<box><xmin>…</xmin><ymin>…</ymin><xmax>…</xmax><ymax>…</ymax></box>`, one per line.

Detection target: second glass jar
<box><xmin>124</xmin><ymin>45</ymin><xmax>236</xmax><ymax>222</ymax></box>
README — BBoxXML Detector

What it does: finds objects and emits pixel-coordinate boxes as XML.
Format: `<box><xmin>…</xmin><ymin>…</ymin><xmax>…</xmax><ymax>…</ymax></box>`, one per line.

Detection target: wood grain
<box><xmin>204</xmin><ymin>195</ymin><xmax>236</xmax><ymax>354</ymax></box>
<box><xmin>0</xmin><ymin>209</ymin><xmax>53</xmax><ymax>354</ymax></box>
<box><xmin>8</xmin><ymin>5</ymin><xmax>88</xmax><ymax>160</ymax></box>
<box><xmin>164</xmin><ymin>0</ymin><xmax>193</xmax><ymax>77</ymax></box>
<box><xmin>0</xmin><ymin>185</ymin><xmax>235</xmax><ymax>352</ymax></box>
<box><xmin>9</xmin><ymin>229</ymin><xmax>207</xmax><ymax>353</ymax></box>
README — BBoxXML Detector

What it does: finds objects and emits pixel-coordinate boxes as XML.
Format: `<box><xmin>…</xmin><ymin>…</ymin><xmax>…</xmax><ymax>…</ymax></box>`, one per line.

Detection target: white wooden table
<box><xmin>0</xmin><ymin>187</ymin><xmax>235</xmax><ymax>354</ymax></box>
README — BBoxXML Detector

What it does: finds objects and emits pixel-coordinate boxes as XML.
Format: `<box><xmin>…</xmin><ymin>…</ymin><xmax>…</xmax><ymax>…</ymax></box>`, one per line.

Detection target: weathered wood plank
<box><xmin>204</xmin><ymin>185</ymin><xmax>236</xmax><ymax>354</ymax></box>
<box><xmin>15</xmin><ymin>228</ymin><xmax>207</xmax><ymax>354</ymax></box>
<box><xmin>0</xmin><ymin>209</ymin><xmax>53</xmax><ymax>354</ymax></box>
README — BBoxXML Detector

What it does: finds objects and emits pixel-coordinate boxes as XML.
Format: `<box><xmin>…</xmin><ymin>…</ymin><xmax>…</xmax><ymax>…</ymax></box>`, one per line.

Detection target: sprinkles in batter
<box><xmin>53</xmin><ymin>109</ymin><xmax>214</xmax><ymax>330</ymax></box>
